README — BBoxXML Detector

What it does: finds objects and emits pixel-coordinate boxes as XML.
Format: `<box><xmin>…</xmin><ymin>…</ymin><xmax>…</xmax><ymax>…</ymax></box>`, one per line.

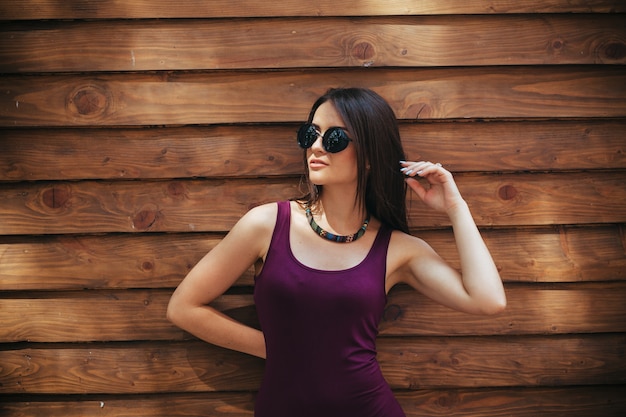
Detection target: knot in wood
<box><xmin>436</xmin><ymin>392</ymin><xmax>460</xmax><ymax>408</ymax></box>
<box><xmin>132</xmin><ymin>206</ymin><xmax>158</xmax><ymax>230</ymax></box>
<box><xmin>601</xmin><ymin>41</ymin><xmax>626</xmax><ymax>61</ymax></box>
<box><xmin>67</xmin><ymin>84</ymin><xmax>110</xmax><ymax>118</ymax></box>
<box><xmin>351</xmin><ymin>41</ymin><xmax>375</xmax><ymax>61</ymax></box>
<box><xmin>167</xmin><ymin>182</ymin><xmax>186</xmax><ymax>199</ymax></box>
<box><xmin>498</xmin><ymin>184</ymin><xmax>518</xmax><ymax>201</ymax></box>
<box><xmin>551</xmin><ymin>39</ymin><xmax>564</xmax><ymax>50</ymax></box>
<box><xmin>42</xmin><ymin>185</ymin><xmax>71</xmax><ymax>209</ymax></box>
<box><xmin>382</xmin><ymin>304</ymin><xmax>402</xmax><ymax>321</ymax></box>
<box><xmin>141</xmin><ymin>261</ymin><xmax>154</xmax><ymax>271</ymax></box>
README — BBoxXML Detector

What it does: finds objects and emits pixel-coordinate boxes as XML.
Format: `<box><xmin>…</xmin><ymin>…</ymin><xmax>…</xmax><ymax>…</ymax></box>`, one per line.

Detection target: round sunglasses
<box><xmin>297</xmin><ymin>123</ymin><xmax>352</xmax><ymax>153</ymax></box>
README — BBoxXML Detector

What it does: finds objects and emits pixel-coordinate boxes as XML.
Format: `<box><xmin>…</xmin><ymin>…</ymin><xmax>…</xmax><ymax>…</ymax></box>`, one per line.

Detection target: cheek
<box><xmin>340</xmin><ymin>150</ymin><xmax>359</xmax><ymax>178</ymax></box>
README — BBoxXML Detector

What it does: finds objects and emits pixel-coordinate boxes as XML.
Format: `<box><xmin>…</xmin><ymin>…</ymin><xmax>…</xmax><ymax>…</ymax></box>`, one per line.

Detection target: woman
<box><xmin>167</xmin><ymin>88</ymin><xmax>506</xmax><ymax>416</ymax></box>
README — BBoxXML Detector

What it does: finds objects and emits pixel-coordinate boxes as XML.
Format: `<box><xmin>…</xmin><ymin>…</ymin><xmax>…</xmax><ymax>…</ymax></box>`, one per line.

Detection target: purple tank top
<box><xmin>253</xmin><ymin>201</ymin><xmax>406</xmax><ymax>417</ymax></box>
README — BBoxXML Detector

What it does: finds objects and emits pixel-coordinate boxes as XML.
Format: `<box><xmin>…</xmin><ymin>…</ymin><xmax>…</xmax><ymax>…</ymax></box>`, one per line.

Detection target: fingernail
<box><xmin>404</xmin><ymin>170</ymin><xmax>413</xmax><ymax>175</ymax></box>
<box><xmin>399</xmin><ymin>160</ymin><xmax>406</xmax><ymax>163</ymax></box>
<box><xmin>416</xmin><ymin>170</ymin><xmax>423</xmax><ymax>175</ymax></box>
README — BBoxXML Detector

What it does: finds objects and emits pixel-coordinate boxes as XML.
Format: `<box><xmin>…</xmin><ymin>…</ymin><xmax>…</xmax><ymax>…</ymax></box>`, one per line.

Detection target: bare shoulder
<box><xmin>389</xmin><ymin>229</ymin><xmax>433</xmax><ymax>254</ymax></box>
<box><xmin>228</xmin><ymin>202</ymin><xmax>280</xmax><ymax>252</ymax></box>
<box><xmin>237</xmin><ymin>202</ymin><xmax>279</xmax><ymax>231</ymax></box>
<box><xmin>386</xmin><ymin>229</ymin><xmax>440</xmax><ymax>287</ymax></box>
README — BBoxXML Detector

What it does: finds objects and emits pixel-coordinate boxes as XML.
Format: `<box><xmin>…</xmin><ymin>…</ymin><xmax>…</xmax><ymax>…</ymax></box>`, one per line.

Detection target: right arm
<box><xmin>166</xmin><ymin>203</ymin><xmax>277</xmax><ymax>359</ymax></box>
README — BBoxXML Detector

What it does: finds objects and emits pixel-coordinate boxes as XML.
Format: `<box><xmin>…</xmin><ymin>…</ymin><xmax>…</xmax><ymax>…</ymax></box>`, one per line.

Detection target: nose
<box><xmin>310</xmin><ymin>130</ymin><xmax>326</xmax><ymax>153</ymax></box>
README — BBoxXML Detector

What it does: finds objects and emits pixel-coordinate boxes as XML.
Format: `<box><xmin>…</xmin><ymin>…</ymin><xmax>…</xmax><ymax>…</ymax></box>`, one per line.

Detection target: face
<box><xmin>307</xmin><ymin>101</ymin><xmax>359</xmax><ymax>189</ymax></box>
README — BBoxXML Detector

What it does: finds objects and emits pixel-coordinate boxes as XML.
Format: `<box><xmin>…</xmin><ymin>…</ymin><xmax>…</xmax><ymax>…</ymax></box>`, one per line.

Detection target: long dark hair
<box><xmin>299</xmin><ymin>87</ymin><xmax>409</xmax><ymax>233</ymax></box>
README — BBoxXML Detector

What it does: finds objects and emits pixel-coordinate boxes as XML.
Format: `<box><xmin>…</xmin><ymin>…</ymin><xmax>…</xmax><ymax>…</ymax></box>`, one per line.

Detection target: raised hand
<box><xmin>400</xmin><ymin>161</ymin><xmax>465</xmax><ymax>214</ymax></box>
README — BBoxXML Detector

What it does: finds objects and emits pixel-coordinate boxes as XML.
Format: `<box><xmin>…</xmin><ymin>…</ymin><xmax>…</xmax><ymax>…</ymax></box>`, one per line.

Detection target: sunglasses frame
<box><xmin>297</xmin><ymin>123</ymin><xmax>352</xmax><ymax>154</ymax></box>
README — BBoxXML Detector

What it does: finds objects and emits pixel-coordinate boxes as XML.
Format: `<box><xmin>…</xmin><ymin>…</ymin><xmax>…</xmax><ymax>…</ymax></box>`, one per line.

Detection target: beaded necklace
<box><xmin>304</xmin><ymin>204</ymin><xmax>370</xmax><ymax>243</ymax></box>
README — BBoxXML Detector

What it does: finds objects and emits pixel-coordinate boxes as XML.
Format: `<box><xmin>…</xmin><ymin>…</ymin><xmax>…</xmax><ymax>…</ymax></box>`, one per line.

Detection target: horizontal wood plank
<box><xmin>2</xmin><ymin>283</ymin><xmax>625</xmax><ymax>342</ymax></box>
<box><xmin>2</xmin><ymin>16</ymin><xmax>624</xmax><ymax>73</ymax></box>
<box><xmin>1</xmin><ymin>67</ymin><xmax>625</xmax><ymax>126</ymax></box>
<box><xmin>402</xmin><ymin>119</ymin><xmax>626</xmax><ymax>174</ymax></box>
<box><xmin>0</xmin><ymin>233</ymin><xmax>216</xmax><ymax>290</ymax></box>
<box><xmin>2</xmin><ymin>386</ymin><xmax>625</xmax><ymax>417</ymax></box>
<box><xmin>2</xmin><ymin>119</ymin><xmax>625</xmax><ymax>181</ymax></box>
<box><xmin>0</xmin><ymin>178</ymin><xmax>298</xmax><ymax>235</ymax></box>
<box><xmin>1</xmin><ymin>225</ymin><xmax>625</xmax><ymax>291</ymax></box>
<box><xmin>0</xmin><ymin>393</ymin><xmax>256</xmax><ymax>417</ymax></box>
<box><xmin>476</xmin><ymin>225</ymin><xmax>626</xmax><ymax>282</ymax></box>
<box><xmin>380</xmin><ymin>334</ymin><xmax>626</xmax><ymax>389</ymax></box>
<box><xmin>381</xmin><ymin>283</ymin><xmax>626</xmax><ymax>336</ymax></box>
<box><xmin>0</xmin><ymin>341</ymin><xmax>265</xmax><ymax>394</ymax></box>
<box><xmin>394</xmin><ymin>385</ymin><xmax>626</xmax><ymax>417</ymax></box>
<box><xmin>0</xmin><ymin>125</ymin><xmax>304</xmax><ymax>181</ymax></box>
<box><xmin>413</xmin><ymin>171</ymin><xmax>626</xmax><ymax>227</ymax></box>
<box><xmin>1</xmin><ymin>0</ymin><xmax>624</xmax><ymax>20</ymax></box>
<box><xmin>1</xmin><ymin>172</ymin><xmax>625</xmax><ymax>235</ymax></box>
<box><xmin>1</xmin><ymin>334</ymin><xmax>624</xmax><ymax>393</ymax></box>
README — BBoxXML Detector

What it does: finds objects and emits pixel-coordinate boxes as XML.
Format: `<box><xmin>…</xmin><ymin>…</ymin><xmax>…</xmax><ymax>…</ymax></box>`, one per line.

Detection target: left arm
<box><xmin>391</xmin><ymin>161</ymin><xmax>506</xmax><ymax>315</ymax></box>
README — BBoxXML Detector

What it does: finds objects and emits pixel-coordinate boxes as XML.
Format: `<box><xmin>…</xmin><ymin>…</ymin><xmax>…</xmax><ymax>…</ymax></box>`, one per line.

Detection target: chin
<box><xmin>307</xmin><ymin>173</ymin><xmax>327</xmax><ymax>186</ymax></box>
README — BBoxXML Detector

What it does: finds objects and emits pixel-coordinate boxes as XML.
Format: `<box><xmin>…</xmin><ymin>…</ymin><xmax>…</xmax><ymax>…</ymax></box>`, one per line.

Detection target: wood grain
<box><xmin>1</xmin><ymin>334</ymin><xmax>624</xmax><ymax>394</ymax></box>
<box><xmin>395</xmin><ymin>385</ymin><xmax>626</xmax><ymax>417</ymax></box>
<box><xmin>0</xmin><ymin>178</ymin><xmax>299</xmax><ymax>234</ymax></box>
<box><xmin>1</xmin><ymin>67</ymin><xmax>625</xmax><ymax>127</ymax></box>
<box><xmin>2</xmin><ymin>386</ymin><xmax>625</xmax><ymax>417</ymax></box>
<box><xmin>1</xmin><ymin>283</ymin><xmax>625</xmax><ymax>343</ymax></box>
<box><xmin>0</xmin><ymin>341</ymin><xmax>265</xmax><ymax>394</ymax></box>
<box><xmin>2</xmin><ymin>119</ymin><xmax>625</xmax><ymax>181</ymax></box>
<box><xmin>1</xmin><ymin>225</ymin><xmax>625</xmax><ymax>291</ymax></box>
<box><xmin>0</xmin><ymin>125</ymin><xmax>304</xmax><ymax>181</ymax></box>
<box><xmin>2</xmin><ymin>15</ymin><xmax>624</xmax><ymax>73</ymax></box>
<box><xmin>1</xmin><ymin>171</ymin><xmax>625</xmax><ymax>235</ymax></box>
<box><xmin>0</xmin><ymin>393</ymin><xmax>257</xmax><ymax>417</ymax></box>
<box><xmin>378</xmin><ymin>334</ymin><xmax>626</xmax><ymax>389</ymax></box>
<box><xmin>0</xmin><ymin>233</ymin><xmax>220</xmax><ymax>290</ymax></box>
<box><xmin>381</xmin><ymin>283</ymin><xmax>626</xmax><ymax>336</ymax></box>
<box><xmin>1</xmin><ymin>4</ymin><xmax>625</xmax><ymax>415</ymax></box>
<box><xmin>1</xmin><ymin>0</ymin><xmax>623</xmax><ymax>20</ymax></box>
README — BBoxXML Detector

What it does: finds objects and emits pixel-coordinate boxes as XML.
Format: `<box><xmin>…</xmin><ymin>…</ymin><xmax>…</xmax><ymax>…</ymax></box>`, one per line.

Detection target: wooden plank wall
<box><xmin>1</xmin><ymin>1</ymin><xmax>626</xmax><ymax>416</ymax></box>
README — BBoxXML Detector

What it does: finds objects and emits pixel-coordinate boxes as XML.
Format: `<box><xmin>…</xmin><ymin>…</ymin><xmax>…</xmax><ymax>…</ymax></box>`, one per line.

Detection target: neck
<box><xmin>315</xmin><ymin>189</ymin><xmax>367</xmax><ymax>235</ymax></box>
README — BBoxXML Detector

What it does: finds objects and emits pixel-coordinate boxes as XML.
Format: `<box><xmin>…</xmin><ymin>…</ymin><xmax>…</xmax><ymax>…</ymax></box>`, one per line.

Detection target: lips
<box><xmin>309</xmin><ymin>158</ymin><xmax>328</xmax><ymax>169</ymax></box>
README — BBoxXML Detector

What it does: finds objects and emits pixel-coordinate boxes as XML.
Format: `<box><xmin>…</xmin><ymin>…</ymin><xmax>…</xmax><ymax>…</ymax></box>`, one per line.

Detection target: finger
<box><xmin>418</xmin><ymin>163</ymin><xmax>444</xmax><ymax>177</ymax></box>
<box><xmin>399</xmin><ymin>160</ymin><xmax>427</xmax><ymax>176</ymax></box>
<box><xmin>400</xmin><ymin>161</ymin><xmax>443</xmax><ymax>177</ymax></box>
<box><xmin>405</xmin><ymin>177</ymin><xmax>427</xmax><ymax>201</ymax></box>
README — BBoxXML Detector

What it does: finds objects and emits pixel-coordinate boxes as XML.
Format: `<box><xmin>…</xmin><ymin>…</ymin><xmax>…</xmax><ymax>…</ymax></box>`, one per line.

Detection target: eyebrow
<box><xmin>311</xmin><ymin>123</ymin><xmax>349</xmax><ymax>132</ymax></box>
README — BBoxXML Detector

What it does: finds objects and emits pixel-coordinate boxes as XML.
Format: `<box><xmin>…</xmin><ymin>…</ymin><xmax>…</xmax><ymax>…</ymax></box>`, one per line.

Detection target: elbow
<box><xmin>166</xmin><ymin>296</ymin><xmax>182</xmax><ymax>326</ymax></box>
<box><xmin>482</xmin><ymin>295</ymin><xmax>507</xmax><ymax>316</ymax></box>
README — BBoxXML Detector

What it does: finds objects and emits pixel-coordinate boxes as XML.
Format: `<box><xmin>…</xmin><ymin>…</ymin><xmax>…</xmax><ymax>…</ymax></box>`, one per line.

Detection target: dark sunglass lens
<box><xmin>297</xmin><ymin>124</ymin><xmax>318</xmax><ymax>149</ymax></box>
<box><xmin>324</xmin><ymin>128</ymin><xmax>350</xmax><ymax>153</ymax></box>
